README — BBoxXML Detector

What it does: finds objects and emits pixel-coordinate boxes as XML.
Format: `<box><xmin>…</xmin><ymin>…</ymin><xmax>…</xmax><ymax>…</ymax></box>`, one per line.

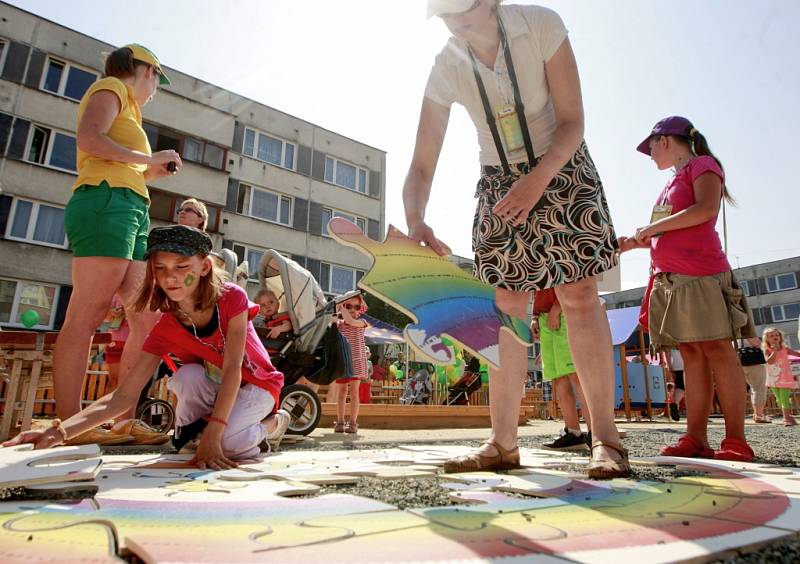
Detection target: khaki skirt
<box><xmin>648</xmin><ymin>271</ymin><xmax>756</xmax><ymax>348</ymax></box>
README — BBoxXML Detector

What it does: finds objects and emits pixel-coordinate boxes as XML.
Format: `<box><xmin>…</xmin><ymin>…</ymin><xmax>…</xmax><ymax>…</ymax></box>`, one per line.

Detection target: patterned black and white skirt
<box><xmin>472</xmin><ymin>141</ymin><xmax>618</xmax><ymax>292</ymax></box>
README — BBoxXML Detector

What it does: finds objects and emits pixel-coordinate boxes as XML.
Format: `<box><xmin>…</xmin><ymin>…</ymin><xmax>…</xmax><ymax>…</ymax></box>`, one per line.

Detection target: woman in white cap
<box><xmin>54</xmin><ymin>44</ymin><xmax>183</xmax><ymax>443</ymax></box>
<box><xmin>403</xmin><ymin>1</ymin><xmax>627</xmax><ymax>477</ymax></box>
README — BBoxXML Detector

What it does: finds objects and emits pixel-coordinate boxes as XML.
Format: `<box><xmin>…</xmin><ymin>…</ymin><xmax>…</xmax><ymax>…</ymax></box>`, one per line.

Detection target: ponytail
<box><xmin>104</xmin><ymin>47</ymin><xmax>148</xmax><ymax>80</ymax></box>
<box><xmin>691</xmin><ymin>130</ymin><xmax>735</xmax><ymax>205</ymax></box>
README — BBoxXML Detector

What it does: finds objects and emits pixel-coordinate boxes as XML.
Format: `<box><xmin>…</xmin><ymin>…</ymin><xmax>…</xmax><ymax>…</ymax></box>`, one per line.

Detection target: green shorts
<box><xmin>539</xmin><ymin>312</ymin><xmax>575</xmax><ymax>381</ymax></box>
<box><xmin>65</xmin><ymin>181</ymin><xmax>149</xmax><ymax>260</ymax></box>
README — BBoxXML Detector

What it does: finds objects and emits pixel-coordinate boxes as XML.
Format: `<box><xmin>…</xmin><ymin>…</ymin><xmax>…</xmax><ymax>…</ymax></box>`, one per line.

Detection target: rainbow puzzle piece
<box><xmin>328</xmin><ymin>218</ymin><xmax>531</xmax><ymax>368</ymax></box>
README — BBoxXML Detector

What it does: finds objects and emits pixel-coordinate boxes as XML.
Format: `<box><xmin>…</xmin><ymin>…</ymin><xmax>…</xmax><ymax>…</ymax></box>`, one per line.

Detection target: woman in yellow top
<box><xmin>55</xmin><ymin>44</ymin><xmax>182</xmax><ymax>440</ymax></box>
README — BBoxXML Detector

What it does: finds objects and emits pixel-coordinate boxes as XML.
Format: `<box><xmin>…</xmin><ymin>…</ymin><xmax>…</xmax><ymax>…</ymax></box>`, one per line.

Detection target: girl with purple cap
<box><xmin>618</xmin><ymin>116</ymin><xmax>757</xmax><ymax>462</ymax></box>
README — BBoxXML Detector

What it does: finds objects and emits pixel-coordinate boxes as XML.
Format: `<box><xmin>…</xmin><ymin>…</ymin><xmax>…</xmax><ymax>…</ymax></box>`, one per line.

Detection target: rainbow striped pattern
<box><xmin>328</xmin><ymin>218</ymin><xmax>531</xmax><ymax>368</ymax></box>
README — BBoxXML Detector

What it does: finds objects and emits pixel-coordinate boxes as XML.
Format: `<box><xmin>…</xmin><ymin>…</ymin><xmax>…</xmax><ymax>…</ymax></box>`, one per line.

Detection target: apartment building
<box><xmin>602</xmin><ymin>256</ymin><xmax>800</xmax><ymax>348</ymax></box>
<box><xmin>0</xmin><ymin>2</ymin><xmax>386</xmax><ymax>330</ymax></box>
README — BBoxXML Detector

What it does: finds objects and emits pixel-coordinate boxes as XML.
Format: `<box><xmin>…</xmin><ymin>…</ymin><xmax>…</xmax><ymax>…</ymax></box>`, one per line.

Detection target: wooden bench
<box><xmin>0</xmin><ymin>331</ymin><xmax>111</xmax><ymax>441</ymax></box>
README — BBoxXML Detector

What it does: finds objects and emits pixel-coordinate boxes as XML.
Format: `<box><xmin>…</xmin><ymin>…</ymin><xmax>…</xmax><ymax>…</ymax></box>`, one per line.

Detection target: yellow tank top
<box><xmin>72</xmin><ymin>77</ymin><xmax>152</xmax><ymax>201</ymax></box>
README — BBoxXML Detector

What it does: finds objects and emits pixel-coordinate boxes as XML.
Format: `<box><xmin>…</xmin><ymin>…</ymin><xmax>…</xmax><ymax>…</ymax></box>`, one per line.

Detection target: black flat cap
<box><xmin>145</xmin><ymin>225</ymin><xmax>213</xmax><ymax>258</ymax></box>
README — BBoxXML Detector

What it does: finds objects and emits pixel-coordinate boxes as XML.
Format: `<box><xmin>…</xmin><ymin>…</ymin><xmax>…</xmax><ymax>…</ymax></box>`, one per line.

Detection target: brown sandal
<box><xmin>442</xmin><ymin>440</ymin><xmax>521</xmax><ymax>473</ymax></box>
<box><xmin>587</xmin><ymin>440</ymin><xmax>631</xmax><ymax>480</ymax></box>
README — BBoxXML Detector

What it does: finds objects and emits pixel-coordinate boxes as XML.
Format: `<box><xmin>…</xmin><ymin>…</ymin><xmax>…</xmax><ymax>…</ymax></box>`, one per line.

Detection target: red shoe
<box><xmin>659</xmin><ymin>434</ymin><xmax>714</xmax><ymax>458</ymax></box>
<box><xmin>714</xmin><ymin>438</ymin><xmax>755</xmax><ymax>462</ymax></box>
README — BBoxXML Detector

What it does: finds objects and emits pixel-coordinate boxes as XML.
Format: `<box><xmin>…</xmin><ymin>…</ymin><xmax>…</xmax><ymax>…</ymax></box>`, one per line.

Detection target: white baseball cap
<box><xmin>426</xmin><ymin>0</ymin><xmax>479</xmax><ymax>19</ymax></box>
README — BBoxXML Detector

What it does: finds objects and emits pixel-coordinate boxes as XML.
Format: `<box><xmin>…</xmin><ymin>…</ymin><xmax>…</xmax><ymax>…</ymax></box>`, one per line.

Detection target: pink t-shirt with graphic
<box><xmin>143</xmin><ymin>283</ymin><xmax>284</xmax><ymax>404</ymax></box>
<box><xmin>650</xmin><ymin>155</ymin><xmax>730</xmax><ymax>276</ymax></box>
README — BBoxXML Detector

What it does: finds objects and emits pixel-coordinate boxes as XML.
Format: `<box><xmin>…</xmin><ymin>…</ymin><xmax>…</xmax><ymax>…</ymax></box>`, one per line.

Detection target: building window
<box><xmin>235</xmin><ymin>183</ymin><xmax>292</xmax><ymax>226</ymax></box>
<box><xmin>143</xmin><ymin>123</ymin><xmax>226</xmax><ymax>171</ymax></box>
<box><xmin>232</xmin><ymin>244</ymin><xmax>266</xmax><ymax>281</ymax></box>
<box><xmin>26</xmin><ymin>125</ymin><xmax>77</xmax><ymax>172</ymax></box>
<box><xmin>147</xmin><ymin>190</ymin><xmax>220</xmax><ymax>232</ymax></box>
<box><xmin>740</xmin><ymin>279</ymin><xmax>755</xmax><ymax>297</ymax></box>
<box><xmin>0</xmin><ymin>278</ymin><xmax>58</xmax><ymax>329</ymax></box>
<box><xmin>319</xmin><ymin>262</ymin><xmax>365</xmax><ymax>295</ymax></box>
<box><xmin>0</xmin><ymin>39</ymin><xmax>7</xmax><ymax>74</ymax></box>
<box><xmin>771</xmin><ymin>303</ymin><xmax>800</xmax><ymax>323</ymax></box>
<box><xmin>320</xmin><ymin>207</ymin><xmax>366</xmax><ymax>237</ymax></box>
<box><xmin>242</xmin><ymin>128</ymin><xmax>295</xmax><ymax>170</ymax></box>
<box><xmin>766</xmin><ymin>273</ymin><xmax>797</xmax><ymax>293</ymax></box>
<box><xmin>6</xmin><ymin>198</ymin><xmax>68</xmax><ymax>248</ymax></box>
<box><xmin>40</xmin><ymin>57</ymin><xmax>98</xmax><ymax>101</ymax></box>
<box><xmin>324</xmin><ymin>156</ymin><xmax>368</xmax><ymax>193</ymax></box>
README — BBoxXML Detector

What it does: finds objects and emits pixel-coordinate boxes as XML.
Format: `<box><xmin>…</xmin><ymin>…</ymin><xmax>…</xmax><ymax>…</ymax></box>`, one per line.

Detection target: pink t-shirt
<box><xmin>766</xmin><ymin>348</ymin><xmax>797</xmax><ymax>389</ymax></box>
<box><xmin>650</xmin><ymin>156</ymin><xmax>730</xmax><ymax>276</ymax></box>
<box><xmin>143</xmin><ymin>283</ymin><xmax>284</xmax><ymax>404</ymax></box>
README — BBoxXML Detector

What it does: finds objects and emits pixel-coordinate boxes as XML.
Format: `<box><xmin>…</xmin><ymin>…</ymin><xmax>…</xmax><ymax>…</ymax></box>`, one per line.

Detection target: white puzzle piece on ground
<box><xmin>0</xmin><ymin>444</ymin><xmax>102</xmax><ymax>489</ymax></box>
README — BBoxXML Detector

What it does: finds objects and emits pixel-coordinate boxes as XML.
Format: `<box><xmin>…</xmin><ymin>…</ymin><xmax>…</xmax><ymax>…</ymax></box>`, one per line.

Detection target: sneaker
<box><xmin>542</xmin><ymin>428</ymin><xmax>589</xmax><ymax>452</ymax></box>
<box><xmin>266</xmin><ymin>409</ymin><xmax>291</xmax><ymax>449</ymax></box>
<box><xmin>334</xmin><ymin>421</ymin><xmax>345</xmax><ymax>433</ymax></box>
<box><xmin>669</xmin><ymin>402</ymin><xmax>680</xmax><ymax>422</ymax></box>
<box><xmin>344</xmin><ymin>421</ymin><xmax>358</xmax><ymax>434</ymax></box>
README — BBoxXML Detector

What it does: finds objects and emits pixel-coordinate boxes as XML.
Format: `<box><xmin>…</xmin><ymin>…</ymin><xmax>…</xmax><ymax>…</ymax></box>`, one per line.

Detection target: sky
<box><xmin>9</xmin><ymin>0</ymin><xmax>800</xmax><ymax>289</ymax></box>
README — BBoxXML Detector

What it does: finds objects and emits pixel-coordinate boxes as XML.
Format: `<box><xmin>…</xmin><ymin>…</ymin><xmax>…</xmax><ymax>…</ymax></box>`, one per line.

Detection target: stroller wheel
<box><xmin>136</xmin><ymin>399</ymin><xmax>175</xmax><ymax>434</ymax></box>
<box><xmin>279</xmin><ymin>384</ymin><xmax>321</xmax><ymax>436</ymax></box>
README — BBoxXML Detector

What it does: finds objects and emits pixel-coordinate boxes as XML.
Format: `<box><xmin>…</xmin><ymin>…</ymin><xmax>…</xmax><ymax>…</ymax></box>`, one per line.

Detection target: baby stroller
<box><xmin>257</xmin><ymin>251</ymin><xmax>346</xmax><ymax>436</ymax></box>
<box><xmin>400</xmin><ymin>364</ymin><xmax>433</xmax><ymax>405</ymax></box>
<box><xmin>444</xmin><ymin>371</ymin><xmax>482</xmax><ymax>406</ymax></box>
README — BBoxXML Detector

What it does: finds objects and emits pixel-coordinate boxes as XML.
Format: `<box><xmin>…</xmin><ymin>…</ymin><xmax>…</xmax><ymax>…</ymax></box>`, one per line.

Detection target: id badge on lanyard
<box><xmin>650</xmin><ymin>204</ymin><xmax>672</xmax><ymax>224</ymax></box>
<box><xmin>495</xmin><ymin>104</ymin><xmax>525</xmax><ymax>154</ymax></box>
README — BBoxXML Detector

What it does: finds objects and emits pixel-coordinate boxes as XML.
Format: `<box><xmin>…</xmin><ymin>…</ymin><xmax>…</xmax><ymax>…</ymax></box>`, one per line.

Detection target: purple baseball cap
<box><xmin>636</xmin><ymin>116</ymin><xmax>695</xmax><ymax>155</ymax></box>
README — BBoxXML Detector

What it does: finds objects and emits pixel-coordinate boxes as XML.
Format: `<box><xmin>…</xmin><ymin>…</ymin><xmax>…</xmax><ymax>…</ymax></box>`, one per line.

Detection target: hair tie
<box><xmin>688</xmin><ymin>127</ymin><xmax>698</xmax><ymax>138</ymax></box>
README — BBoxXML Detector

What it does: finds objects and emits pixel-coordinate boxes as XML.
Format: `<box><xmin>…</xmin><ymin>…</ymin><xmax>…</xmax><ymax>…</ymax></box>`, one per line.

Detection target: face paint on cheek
<box><xmin>184</xmin><ymin>273</ymin><xmax>196</xmax><ymax>286</ymax></box>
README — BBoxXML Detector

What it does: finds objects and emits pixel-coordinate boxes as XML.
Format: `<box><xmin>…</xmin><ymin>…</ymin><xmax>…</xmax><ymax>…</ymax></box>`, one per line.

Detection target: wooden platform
<box><xmin>320</xmin><ymin>403</ymin><xmax>536</xmax><ymax>429</ymax></box>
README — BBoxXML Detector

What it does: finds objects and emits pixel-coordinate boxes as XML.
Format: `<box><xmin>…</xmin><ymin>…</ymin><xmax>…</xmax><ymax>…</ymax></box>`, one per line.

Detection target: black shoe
<box><xmin>542</xmin><ymin>428</ymin><xmax>589</xmax><ymax>452</ymax></box>
<box><xmin>669</xmin><ymin>402</ymin><xmax>680</xmax><ymax>422</ymax></box>
<box><xmin>584</xmin><ymin>431</ymin><xmax>592</xmax><ymax>449</ymax></box>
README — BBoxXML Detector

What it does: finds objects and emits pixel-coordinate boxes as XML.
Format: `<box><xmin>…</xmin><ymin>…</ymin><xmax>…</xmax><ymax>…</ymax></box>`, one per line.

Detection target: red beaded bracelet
<box><xmin>207</xmin><ymin>416</ymin><xmax>228</xmax><ymax>427</ymax></box>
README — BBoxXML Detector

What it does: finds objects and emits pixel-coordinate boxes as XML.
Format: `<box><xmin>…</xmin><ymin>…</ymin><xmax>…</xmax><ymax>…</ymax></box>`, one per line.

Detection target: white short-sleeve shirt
<box><xmin>424</xmin><ymin>4</ymin><xmax>568</xmax><ymax>166</ymax></box>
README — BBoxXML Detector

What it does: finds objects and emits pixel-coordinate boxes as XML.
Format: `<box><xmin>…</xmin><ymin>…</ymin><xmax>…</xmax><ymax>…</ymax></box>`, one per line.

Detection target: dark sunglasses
<box><xmin>342</xmin><ymin>303</ymin><xmax>360</xmax><ymax>310</ymax></box>
<box><xmin>178</xmin><ymin>207</ymin><xmax>201</xmax><ymax>215</ymax></box>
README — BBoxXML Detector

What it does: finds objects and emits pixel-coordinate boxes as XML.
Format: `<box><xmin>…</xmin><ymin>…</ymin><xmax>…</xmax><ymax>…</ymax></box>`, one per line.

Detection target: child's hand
<box><xmin>268</xmin><ymin>327</ymin><xmax>283</xmax><ymax>339</ymax></box>
<box><xmin>617</xmin><ymin>236</ymin><xmax>641</xmax><ymax>253</ymax></box>
<box><xmin>2</xmin><ymin>429</ymin><xmax>61</xmax><ymax>449</ymax></box>
<box><xmin>192</xmin><ymin>433</ymin><xmax>237</xmax><ymax>470</ymax></box>
<box><xmin>547</xmin><ymin>314</ymin><xmax>561</xmax><ymax>331</ymax></box>
<box><xmin>530</xmin><ymin>319</ymin><xmax>540</xmax><ymax>340</ymax></box>
<box><xmin>634</xmin><ymin>225</ymin><xmax>655</xmax><ymax>245</ymax></box>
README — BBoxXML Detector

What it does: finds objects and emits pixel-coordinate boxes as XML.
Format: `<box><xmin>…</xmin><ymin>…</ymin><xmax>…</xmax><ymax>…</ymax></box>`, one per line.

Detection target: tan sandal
<box><xmin>442</xmin><ymin>440</ymin><xmax>521</xmax><ymax>474</ymax></box>
<box><xmin>587</xmin><ymin>440</ymin><xmax>631</xmax><ymax>480</ymax></box>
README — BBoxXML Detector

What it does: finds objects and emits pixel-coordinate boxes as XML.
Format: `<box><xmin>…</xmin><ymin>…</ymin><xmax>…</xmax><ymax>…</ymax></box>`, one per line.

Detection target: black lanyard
<box><xmin>468</xmin><ymin>16</ymin><xmax>536</xmax><ymax>175</ymax></box>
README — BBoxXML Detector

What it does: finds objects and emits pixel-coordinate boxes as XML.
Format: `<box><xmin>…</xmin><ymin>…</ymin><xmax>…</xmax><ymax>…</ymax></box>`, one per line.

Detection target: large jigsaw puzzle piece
<box><xmin>328</xmin><ymin>217</ymin><xmax>531</xmax><ymax>368</ymax></box>
<box><xmin>0</xmin><ymin>444</ymin><xmax>102</xmax><ymax>489</ymax></box>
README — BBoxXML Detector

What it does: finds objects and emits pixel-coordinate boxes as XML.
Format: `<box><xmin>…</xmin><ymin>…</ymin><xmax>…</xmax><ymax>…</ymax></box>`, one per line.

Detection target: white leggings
<box><xmin>167</xmin><ymin>363</ymin><xmax>275</xmax><ymax>459</ymax></box>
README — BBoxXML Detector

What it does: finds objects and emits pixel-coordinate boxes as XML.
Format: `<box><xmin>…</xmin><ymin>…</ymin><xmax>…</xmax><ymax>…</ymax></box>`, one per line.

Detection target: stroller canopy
<box><xmin>258</xmin><ymin>250</ymin><xmax>329</xmax><ymax>354</ymax></box>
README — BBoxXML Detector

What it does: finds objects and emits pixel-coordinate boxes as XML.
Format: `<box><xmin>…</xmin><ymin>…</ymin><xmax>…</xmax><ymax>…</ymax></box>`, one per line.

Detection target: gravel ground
<box><xmin>4</xmin><ymin>424</ymin><xmax>798</xmax><ymax>562</ymax></box>
<box><xmin>291</xmin><ymin>424</ymin><xmax>800</xmax><ymax>563</ymax></box>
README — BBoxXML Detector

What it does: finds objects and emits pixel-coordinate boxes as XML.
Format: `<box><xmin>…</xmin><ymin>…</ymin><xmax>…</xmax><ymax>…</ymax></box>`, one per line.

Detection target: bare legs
<box><xmin>556</xmin><ymin>276</ymin><xmax>621</xmax><ymax>462</ymax></box>
<box><xmin>334</xmin><ymin>380</ymin><xmax>361</xmax><ymax>426</ymax></box>
<box><xmin>679</xmin><ymin>339</ymin><xmax>747</xmax><ymax>447</ymax></box>
<box><xmin>54</xmin><ymin>258</ymin><xmax>128</xmax><ymax>419</ymax></box>
<box><xmin>116</xmin><ymin>260</ymin><xmax>160</xmax><ymax>420</ymax></box>
<box><xmin>54</xmin><ymin>257</ymin><xmax>158</xmax><ymax>421</ymax></box>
